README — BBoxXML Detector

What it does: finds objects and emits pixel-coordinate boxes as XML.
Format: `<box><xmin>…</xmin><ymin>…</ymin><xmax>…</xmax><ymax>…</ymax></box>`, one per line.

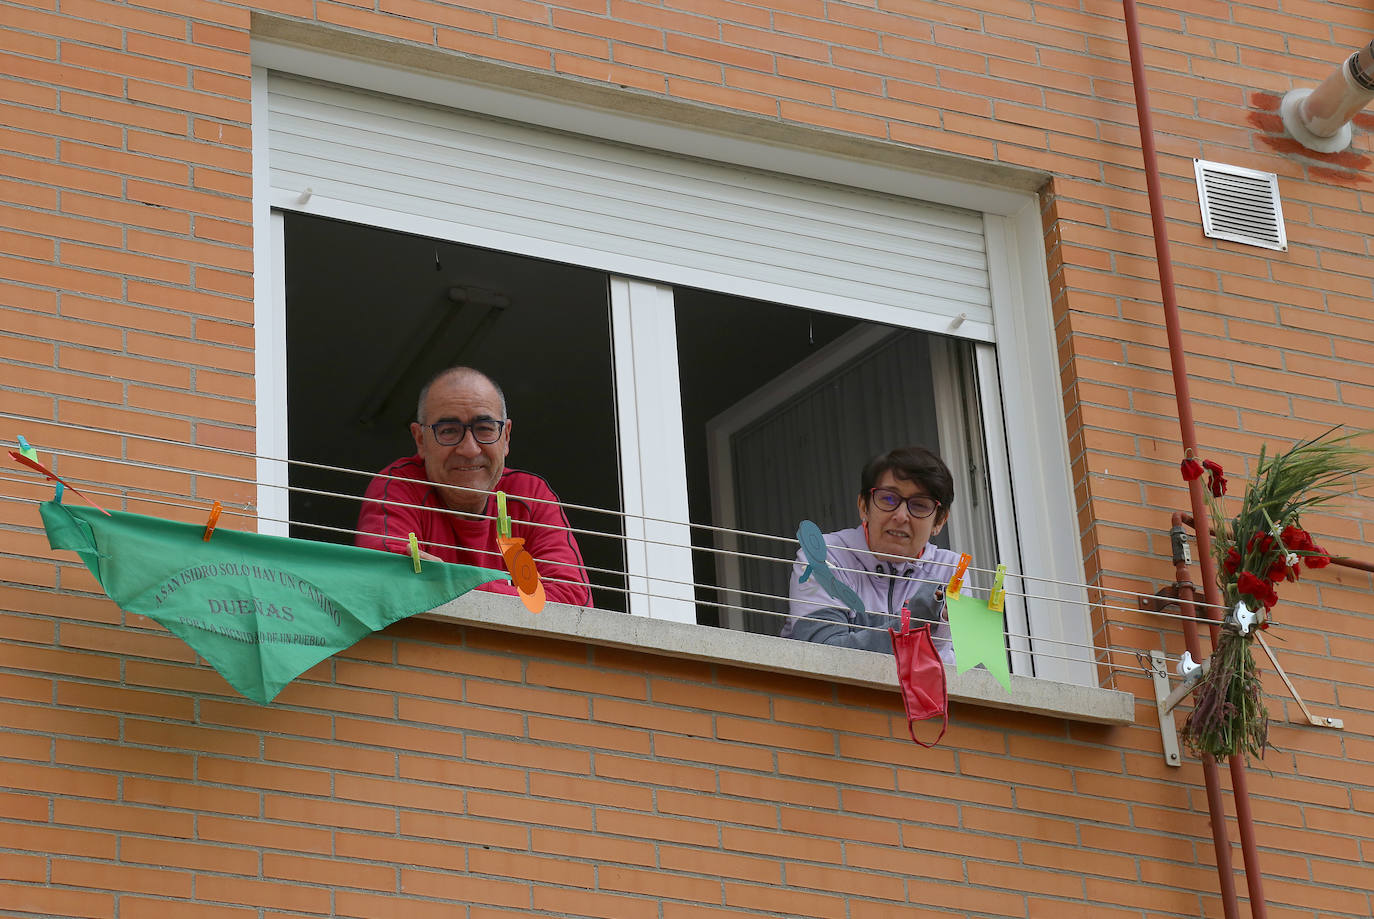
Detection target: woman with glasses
<box><xmin>783</xmin><ymin>445</ymin><xmax>960</xmax><ymax>661</ymax></box>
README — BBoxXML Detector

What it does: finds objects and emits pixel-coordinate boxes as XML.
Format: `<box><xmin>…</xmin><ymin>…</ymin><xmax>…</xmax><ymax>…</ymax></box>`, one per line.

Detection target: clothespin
<box><xmin>988</xmin><ymin>563</ymin><xmax>1006</xmax><ymax>612</ymax></box>
<box><xmin>408</xmin><ymin>532</ymin><xmax>422</xmax><ymax>573</ymax></box>
<box><xmin>496</xmin><ymin>490</ymin><xmax>511</xmax><ymax>539</ymax></box>
<box><xmin>7</xmin><ymin>450</ymin><xmax>108</xmax><ymax>515</ymax></box>
<box><xmin>201</xmin><ymin>501</ymin><xmax>222</xmax><ymax>541</ymax></box>
<box><xmin>946</xmin><ymin>553</ymin><xmax>972</xmax><ymax>599</ymax></box>
<box><xmin>16</xmin><ymin>435</ymin><xmax>62</xmax><ymax>502</ymax></box>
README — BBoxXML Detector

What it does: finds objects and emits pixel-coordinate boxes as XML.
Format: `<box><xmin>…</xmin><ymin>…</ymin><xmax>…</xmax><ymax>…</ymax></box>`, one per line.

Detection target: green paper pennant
<box><xmin>41</xmin><ymin>502</ymin><xmax>507</xmax><ymax>704</ymax></box>
<box><xmin>946</xmin><ymin>592</ymin><xmax>1012</xmax><ymax>693</ymax></box>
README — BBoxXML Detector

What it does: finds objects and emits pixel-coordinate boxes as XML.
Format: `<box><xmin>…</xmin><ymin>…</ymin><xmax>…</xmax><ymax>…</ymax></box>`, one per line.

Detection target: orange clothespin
<box><xmin>202</xmin><ymin>501</ymin><xmax>223</xmax><ymax>541</ymax></box>
<box><xmin>8</xmin><ymin>450</ymin><xmax>109</xmax><ymax>515</ymax></box>
<box><xmin>408</xmin><ymin>533</ymin><xmax>422</xmax><ymax>573</ymax></box>
<box><xmin>988</xmin><ymin>563</ymin><xmax>1006</xmax><ymax>613</ymax></box>
<box><xmin>494</xmin><ymin>490</ymin><xmax>545</xmax><ymax>613</ymax></box>
<box><xmin>946</xmin><ymin>552</ymin><xmax>972</xmax><ymax>600</ymax></box>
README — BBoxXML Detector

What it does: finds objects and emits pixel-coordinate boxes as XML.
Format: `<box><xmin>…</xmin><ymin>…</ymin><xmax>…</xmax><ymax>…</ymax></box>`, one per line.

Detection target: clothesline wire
<box><xmin>0</xmin><ymin>460</ymin><xmax>1231</xmax><ymax>627</ymax></box>
<box><xmin>0</xmin><ymin>472</ymin><xmax>1207</xmax><ymax>660</ymax></box>
<box><xmin>0</xmin><ymin>533</ymin><xmax>1166</xmax><ymax>677</ymax></box>
<box><xmin>0</xmin><ymin>419</ymin><xmax>1241</xmax><ymax>610</ymax></box>
<box><xmin>1</xmin><ymin>432</ymin><xmax>1233</xmax><ymax>614</ymax></box>
<box><xmin>1</xmin><ymin>429</ymin><xmax>1237</xmax><ymax>612</ymax></box>
<box><xmin>0</xmin><ymin>466</ymin><xmax>1225</xmax><ymax>629</ymax></box>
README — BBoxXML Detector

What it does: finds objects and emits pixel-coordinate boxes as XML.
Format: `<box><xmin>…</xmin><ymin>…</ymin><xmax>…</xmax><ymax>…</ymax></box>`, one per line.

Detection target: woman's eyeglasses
<box><xmin>868</xmin><ymin>487</ymin><xmax>939</xmax><ymax>519</ymax></box>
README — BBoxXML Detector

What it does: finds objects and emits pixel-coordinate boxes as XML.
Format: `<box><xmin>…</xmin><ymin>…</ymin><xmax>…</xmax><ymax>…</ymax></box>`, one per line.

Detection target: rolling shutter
<box><xmin>266</xmin><ymin>73</ymin><xmax>994</xmax><ymax>341</ymax></box>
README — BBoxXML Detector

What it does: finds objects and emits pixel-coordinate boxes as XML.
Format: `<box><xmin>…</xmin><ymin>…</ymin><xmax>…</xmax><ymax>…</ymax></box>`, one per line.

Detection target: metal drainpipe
<box><xmin>1120</xmin><ymin>1</ymin><xmax>1269</xmax><ymax>917</ymax></box>
<box><xmin>1170</xmin><ymin>517</ymin><xmax>1241</xmax><ymax>919</ymax></box>
<box><xmin>1280</xmin><ymin>39</ymin><xmax>1374</xmax><ymax>153</ymax></box>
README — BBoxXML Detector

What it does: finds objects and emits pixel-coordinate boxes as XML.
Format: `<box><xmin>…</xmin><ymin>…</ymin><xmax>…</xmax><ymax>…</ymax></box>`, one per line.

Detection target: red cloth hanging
<box><xmin>890</xmin><ymin>603</ymin><xmax>948</xmax><ymax>747</ymax></box>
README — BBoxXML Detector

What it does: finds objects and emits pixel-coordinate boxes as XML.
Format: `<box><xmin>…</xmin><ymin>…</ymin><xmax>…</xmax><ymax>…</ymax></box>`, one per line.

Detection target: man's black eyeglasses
<box><xmin>868</xmin><ymin>487</ymin><xmax>940</xmax><ymax>519</ymax></box>
<box><xmin>425</xmin><ymin>419</ymin><xmax>507</xmax><ymax>445</ymax></box>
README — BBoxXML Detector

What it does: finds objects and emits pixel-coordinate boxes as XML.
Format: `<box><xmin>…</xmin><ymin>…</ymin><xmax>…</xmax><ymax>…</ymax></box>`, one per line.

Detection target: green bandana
<box><xmin>41</xmin><ymin>501</ymin><xmax>507</xmax><ymax>703</ymax></box>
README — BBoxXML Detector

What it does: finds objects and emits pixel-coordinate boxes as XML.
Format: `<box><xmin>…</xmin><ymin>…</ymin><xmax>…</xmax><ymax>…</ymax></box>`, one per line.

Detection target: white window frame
<box><xmin>249</xmin><ymin>50</ymin><xmax>1092</xmax><ymax>685</ymax></box>
<box><xmin>609</xmin><ymin>278</ymin><xmax>696</xmax><ymax>623</ymax></box>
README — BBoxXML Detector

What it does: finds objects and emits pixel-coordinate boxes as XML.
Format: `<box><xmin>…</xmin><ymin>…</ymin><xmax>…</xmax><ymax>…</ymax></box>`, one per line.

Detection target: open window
<box><xmin>254</xmin><ymin>62</ymin><xmax>1093</xmax><ymax>684</ymax></box>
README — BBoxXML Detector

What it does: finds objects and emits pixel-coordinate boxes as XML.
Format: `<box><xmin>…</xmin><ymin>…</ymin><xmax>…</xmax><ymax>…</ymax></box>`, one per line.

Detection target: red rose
<box><xmin>1181</xmin><ymin>456</ymin><xmax>1204</xmax><ymax>481</ymax></box>
<box><xmin>1237</xmin><ymin>571</ymin><xmax>1267</xmax><ymax>600</ymax></box>
<box><xmin>1246</xmin><ymin>533</ymin><xmax>1275</xmax><ymax>555</ymax></box>
<box><xmin>1267</xmin><ymin>558</ymin><xmax>1290</xmax><ymax>581</ymax></box>
<box><xmin>1201</xmin><ymin>459</ymin><xmax>1227</xmax><ymax>497</ymax></box>
<box><xmin>1280</xmin><ymin>525</ymin><xmax>1313</xmax><ymax>552</ymax></box>
<box><xmin>1305</xmin><ymin>546</ymin><xmax>1331</xmax><ymax>569</ymax></box>
<box><xmin>1223</xmin><ymin>548</ymin><xmax>1242</xmax><ymax>575</ymax></box>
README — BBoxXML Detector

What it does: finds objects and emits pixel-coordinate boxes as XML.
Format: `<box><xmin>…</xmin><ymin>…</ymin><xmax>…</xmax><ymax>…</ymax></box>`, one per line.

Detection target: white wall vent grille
<box><xmin>1193</xmin><ymin>159</ymin><xmax>1286</xmax><ymax>251</ymax></box>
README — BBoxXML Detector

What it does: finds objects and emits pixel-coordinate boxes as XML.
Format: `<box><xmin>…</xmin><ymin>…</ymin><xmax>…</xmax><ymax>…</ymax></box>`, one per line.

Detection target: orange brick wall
<box><xmin>3</xmin><ymin>0</ymin><xmax>1374</xmax><ymax>916</ymax></box>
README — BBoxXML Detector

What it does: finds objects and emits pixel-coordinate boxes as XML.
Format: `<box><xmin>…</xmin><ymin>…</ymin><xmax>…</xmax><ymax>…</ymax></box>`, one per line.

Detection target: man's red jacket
<box><xmin>355</xmin><ymin>456</ymin><xmax>594</xmax><ymax>608</ymax></box>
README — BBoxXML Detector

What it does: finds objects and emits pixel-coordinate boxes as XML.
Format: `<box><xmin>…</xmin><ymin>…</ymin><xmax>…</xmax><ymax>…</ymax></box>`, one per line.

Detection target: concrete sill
<box><xmin>422</xmin><ymin>593</ymin><xmax>1135</xmax><ymax>726</ymax></box>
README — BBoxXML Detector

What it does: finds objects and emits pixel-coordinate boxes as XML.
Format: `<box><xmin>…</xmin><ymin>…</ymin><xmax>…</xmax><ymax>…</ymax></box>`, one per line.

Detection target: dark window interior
<box><xmin>674</xmin><ymin>289</ymin><xmax>970</xmax><ymax>633</ymax></box>
<box><xmin>283</xmin><ymin>212</ymin><xmax>626</xmax><ymax>611</ymax></box>
<box><xmin>281</xmin><ymin>212</ymin><xmax>984</xmax><ymax>630</ymax></box>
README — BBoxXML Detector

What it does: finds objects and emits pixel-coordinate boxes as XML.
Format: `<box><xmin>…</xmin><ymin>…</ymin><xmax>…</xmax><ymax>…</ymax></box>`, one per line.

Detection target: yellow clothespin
<box><xmin>202</xmin><ymin>501</ymin><xmax>223</xmax><ymax>541</ymax></box>
<box><xmin>496</xmin><ymin>490</ymin><xmax>511</xmax><ymax>539</ymax></box>
<box><xmin>988</xmin><ymin>563</ymin><xmax>1006</xmax><ymax>612</ymax></box>
<box><xmin>408</xmin><ymin>532</ymin><xmax>422</xmax><ymax>573</ymax></box>
<box><xmin>947</xmin><ymin>552</ymin><xmax>972</xmax><ymax>599</ymax></box>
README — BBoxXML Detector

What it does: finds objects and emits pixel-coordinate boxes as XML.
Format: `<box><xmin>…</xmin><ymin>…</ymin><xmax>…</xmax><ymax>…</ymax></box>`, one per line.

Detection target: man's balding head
<box><xmin>410</xmin><ymin>366</ymin><xmax>511</xmax><ymax>513</ymax></box>
<box><xmin>416</xmin><ymin>366</ymin><xmax>507</xmax><ymax>423</ymax></box>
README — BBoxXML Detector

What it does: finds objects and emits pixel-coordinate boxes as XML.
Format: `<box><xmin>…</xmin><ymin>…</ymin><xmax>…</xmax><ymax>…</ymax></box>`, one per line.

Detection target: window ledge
<box><xmin>421</xmin><ymin>593</ymin><xmax>1135</xmax><ymax>726</ymax></box>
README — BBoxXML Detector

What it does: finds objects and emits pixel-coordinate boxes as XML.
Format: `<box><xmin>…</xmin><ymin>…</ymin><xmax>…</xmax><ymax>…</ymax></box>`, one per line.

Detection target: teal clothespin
<box><xmin>988</xmin><ymin>563</ymin><xmax>1007</xmax><ymax>613</ymax></box>
<box><xmin>408</xmin><ymin>533</ymin><xmax>422</xmax><ymax>573</ymax></box>
<box><xmin>496</xmin><ymin>491</ymin><xmax>511</xmax><ymax>540</ymax></box>
<box><xmin>17</xmin><ymin>435</ymin><xmax>62</xmax><ymax>502</ymax></box>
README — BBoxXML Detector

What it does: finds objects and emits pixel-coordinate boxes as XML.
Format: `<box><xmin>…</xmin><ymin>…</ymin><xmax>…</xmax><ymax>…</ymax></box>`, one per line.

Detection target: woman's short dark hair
<box><xmin>859</xmin><ymin>446</ymin><xmax>955</xmax><ymax>518</ymax></box>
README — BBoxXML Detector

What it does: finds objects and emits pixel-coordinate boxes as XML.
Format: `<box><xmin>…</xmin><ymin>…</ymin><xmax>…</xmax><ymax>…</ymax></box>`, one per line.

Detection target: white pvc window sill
<box><xmin>421</xmin><ymin>593</ymin><xmax>1134</xmax><ymax>726</ymax></box>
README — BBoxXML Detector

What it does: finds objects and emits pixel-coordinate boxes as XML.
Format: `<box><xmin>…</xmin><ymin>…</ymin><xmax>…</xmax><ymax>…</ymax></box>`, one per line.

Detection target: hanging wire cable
<box><xmin>2</xmin><ymin>435</ymin><xmax>1234</xmax><ymax>615</ymax></box>
<box><xmin>0</xmin><ymin>420</ymin><xmax>1255</xmax><ymax>612</ymax></box>
<box><xmin>0</xmin><ymin>473</ymin><xmax>1197</xmax><ymax>667</ymax></box>
<box><xmin>0</xmin><ymin>526</ymin><xmax>1168</xmax><ymax>678</ymax></box>
<box><xmin>0</xmin><ymin>466</ymin><xmax>1219</xmax><ymax>626</ymax></box>
<box><xmin>0</xmin><ymin>455</ymin><xmax>1230</xmax><ymax>625</ymax></box>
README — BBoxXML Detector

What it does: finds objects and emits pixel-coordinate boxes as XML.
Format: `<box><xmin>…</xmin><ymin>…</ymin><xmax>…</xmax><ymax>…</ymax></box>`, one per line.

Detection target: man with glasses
<box><xmin>355</xmin><ymin>366</ymin><xmax>593</xmax><ymax>607</ymax></box>
<box><xmin>783</xmin><ymin>445</ymin><xmax>960</xmax><ymax>661</ymax></box>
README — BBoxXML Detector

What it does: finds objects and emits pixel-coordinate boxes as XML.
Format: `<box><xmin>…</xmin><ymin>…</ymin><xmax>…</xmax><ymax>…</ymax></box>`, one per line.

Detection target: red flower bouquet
<box><xmin>1181</xmin><ymin>430</ymin><xmax>1369</xmax><ymax>762</ymax></box>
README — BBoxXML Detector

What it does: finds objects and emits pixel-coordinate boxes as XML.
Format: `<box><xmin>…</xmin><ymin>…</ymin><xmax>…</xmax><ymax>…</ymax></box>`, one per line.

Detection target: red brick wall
<box><xmin>3</xmin><ymin>0</ymin><xmax>1373</xmax><ymax>916</ymax></box>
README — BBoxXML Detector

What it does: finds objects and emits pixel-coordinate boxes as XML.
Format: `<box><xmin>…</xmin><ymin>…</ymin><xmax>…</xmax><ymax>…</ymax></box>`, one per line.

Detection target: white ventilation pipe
<box><xmin>1280</xmin><ymin>39</ymin><xmax>1374</xmax><ymax>153</ymax></box>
